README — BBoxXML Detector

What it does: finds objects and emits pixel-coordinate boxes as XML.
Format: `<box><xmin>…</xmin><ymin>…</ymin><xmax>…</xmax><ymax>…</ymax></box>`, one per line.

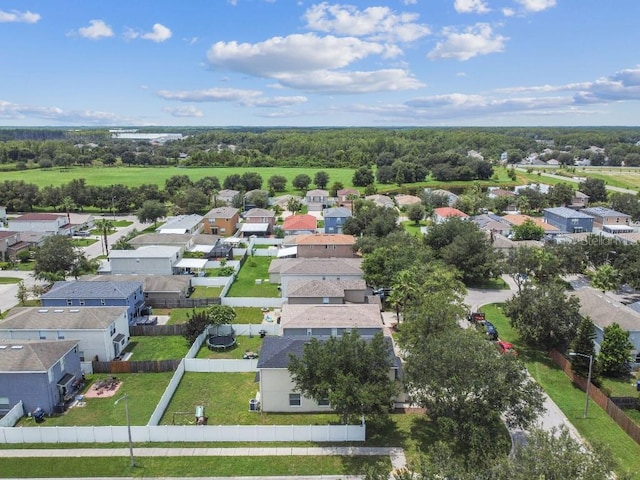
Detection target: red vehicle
<box><xmin>467</xmin><ymin>312</ymin><xmax>486</xmax><ymax>324</ymax></box>
<box><xmin>496</xmin><ymin>340</ymin><xmax>517</xmax><ymax>356</ymax></box>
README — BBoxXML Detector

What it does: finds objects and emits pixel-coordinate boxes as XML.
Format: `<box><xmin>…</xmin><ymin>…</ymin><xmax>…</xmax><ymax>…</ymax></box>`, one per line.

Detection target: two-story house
<box><xmin>8</xmin><ymin>213</ymin><xmax>71</xmax><ymax>235</ymax></box>
<box><xmin>40</xmin><ymin>280</ymin><xmax>145</xmax><ymax>324</ymax></box>
<box><xmin>0</xmin><ymin>231</ymin><xmax>23</xmax><ymax>262</ymax></box>
<box><xmin>0</xmin><ymin>306</ymin><xmax>130</xmax><ymax>362</ymax></box>
<box><xmin>543</xmin><ymin>207</ymin><xmax>594</xmax><ymax>233</ymax></box>
<box><xmin>294</xmin><ymin>233</ymin><xmax>356</xmax><ymax>258</ymax></box>
<box><xmin>106</xmin><ymin>246</ymin><xmax>183</xmax><ymax>275</ymax></box>
<box><xmin>282</xmin><ymin>214</ymin><xmax>317</xmax><ymax>235</ymax></box>
<box><xmin>240</xmin><ymin>208</ymin><xmax>275</xmax><ymax>237</ymax></box>
<box><xmin>216</xmin><ymin>189</ymin><xmax>240</xmax><ymax>205</ymax></box>
<box><xmin>203</xmin><ymin>206</ymin><xmax>240</xmax><ymax>236</ymax></box>
<box><xmin>305</xmin><ymin>189</ymin><xmax>329</xmax><ymax>212</ymax></box>
<box><xmin>323</xmin><ymin>207</ymin><xmax>352</xmax><ymax>234</ymax></box>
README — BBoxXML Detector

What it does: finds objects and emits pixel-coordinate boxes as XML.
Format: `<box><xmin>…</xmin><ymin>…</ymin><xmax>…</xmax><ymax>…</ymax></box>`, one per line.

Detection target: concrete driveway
<box><xmin>0</xmin><ymin>269</ymin><xmax>44</xmax><ymax>314</ymax></box>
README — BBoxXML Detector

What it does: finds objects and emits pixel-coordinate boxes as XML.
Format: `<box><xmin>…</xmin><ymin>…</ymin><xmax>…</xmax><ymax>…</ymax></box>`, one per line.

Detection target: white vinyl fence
<box><xmin>222</xmin><ymin>297</ymin><xmax>284</xmax><ymax>308</ymax></box>
<box><xmin>0</xmin><ymin>401</ymin><xmax>24</xmax><ymax>427</ymax></box>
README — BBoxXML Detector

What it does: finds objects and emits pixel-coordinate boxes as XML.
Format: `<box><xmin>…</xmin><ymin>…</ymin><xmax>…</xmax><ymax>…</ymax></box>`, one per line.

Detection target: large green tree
<box><xmin>579</xmin><ymin>178</ymin><xmax>607</xmax><ymax>202</ymax></box>
<box><xmin>288</xmin><ymin>331</ymin><xmax>397</xmax><ymax>424</ymax></box>
<box><xmin>404</xmin><ymin>329</ymin><xmax>544</xmax><ymax>457</ymax></box>
<box><xmin>598</xmin><ymin>323</ymin><xmax>633</xmax><ymax>378</ymax></box>
<box><xmin>569</xmin><ymin>316</ymin><xmax>599</xmax><ymax>382</ymax></box>
<box><xmin>33</xmin><ymin>235</ymin><xmax>92</xmax><ymax>282</ymax></box>
<box><xmin>136</xmin><ymin>200</ymin><xmax>168</xmax><ymax>225</ymax></box>
<box><xmin>503</xmin><ymin>283</ymin><xmax>582</xmax><ymax>351</ymax></box>
<box><xmin>512</xmin><ymin>218</ymin><xmax>545</xmax><ymax>241</ymax></box>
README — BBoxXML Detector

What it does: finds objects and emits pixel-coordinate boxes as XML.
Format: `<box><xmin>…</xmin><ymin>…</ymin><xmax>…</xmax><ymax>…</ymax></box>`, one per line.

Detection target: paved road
<box><xmin>83</xmin><ymin>215</ymin><xmax>148</xmax><ymax>259</ymax></box>
<box><xmin>0</xmin><ymin>270</ymin><xmax>44</xmax><ymax>314</ymax></box>
<box><xmin>515</xmin><ymin>167</ymin><xmax>638</xmax><ymax>194</ymax></box>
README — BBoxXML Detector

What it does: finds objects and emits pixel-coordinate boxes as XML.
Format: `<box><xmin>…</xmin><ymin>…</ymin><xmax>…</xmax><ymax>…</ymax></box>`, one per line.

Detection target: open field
<box><xmin>482</xmin><ymin>303</ymin><xmax>640</xmax><ymax>477</ymax></box>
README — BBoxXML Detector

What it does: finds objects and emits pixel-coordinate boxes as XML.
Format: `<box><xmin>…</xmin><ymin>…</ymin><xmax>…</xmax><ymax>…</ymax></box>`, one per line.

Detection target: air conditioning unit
<box><xmin>249</xmin><ymin>399</ymin><xmax>260</xmax><ymax>412</ymax></box>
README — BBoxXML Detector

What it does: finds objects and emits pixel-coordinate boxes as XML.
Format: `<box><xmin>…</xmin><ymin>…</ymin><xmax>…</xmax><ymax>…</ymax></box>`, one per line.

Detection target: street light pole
<box><xmin>114</xmin><ymin>394</ymin><xmax>135</xmax><ymax>467</ymax></box>
<box><xmin>569</xmin><ymin>352</ymin><xmax>593</xmax><ymax>418</ymax></box>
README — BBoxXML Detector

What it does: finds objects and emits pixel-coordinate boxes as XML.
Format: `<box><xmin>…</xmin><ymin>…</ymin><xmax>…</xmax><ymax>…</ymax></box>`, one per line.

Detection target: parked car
<box><xmin>476</xmin><ymin>320</ymin><xmax>499</xmax><ymax>340</ymax></box>
<box><xmin>74</xmin><ymin>230</ymin><xmax>91</xmax><ymax>237</ymax></box>
<box><xmin>496</xmin><ymin>340</ymin><xmax>517</xmax><ymax>356</ymax></box>
<box><xmin>467</xmin><ymin>311</ymin><xmax>486</xmax><ymax>324</ymax></box>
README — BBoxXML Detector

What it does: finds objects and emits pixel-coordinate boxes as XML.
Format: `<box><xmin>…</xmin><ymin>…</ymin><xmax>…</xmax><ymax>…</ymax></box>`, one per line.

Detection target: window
<box><xmin>0</xmin><ymin>397</ymin><xmax>9</xmax><ymax>408</ymax></box>
<box><xmin>289</xmin><ymin>393</ymin><xmax>301</xmax><ymax>407</ymax></box>
<box><xmin>48</xmin><ymin>369</ymin><xmax>54</xmax><ymax>383</ymax></box>
<box><xmin>66</xmin><ymin>299</ymin><xmax>72</xmax><ymax>306</ymax></box>
<box><xmin>39</xmin><ymin>331</ymin><xmax>46</xmax><ymax>340</ymax></box>
<box><xmin>110</xmin><ymin>323</ymin><xmax>116</xmax><ymax>336</ymax></box>
<box><xmin>322</xmin><ymin>297</ymin><xmax>330</xmax><ymax>304</ymax></box>
<box><xmin>57</xmin><ymin>331</ymin><xmax>65</xmax><ymax>339</ymax></box>
<box><xmin>220</xmin><ymin>228</ymin><xmax>226</xmax><ymax>234</ymax></box>
<box><xmin>79</xmin><ymin>299</ymin><xmax>85</xmax><ymax>306</ymax></box>
<box><xmin>211</xmin><ymin>227</ymin><xmax>218</xmax><ymax>235</ymax></box>
<box><xmin>100</xmin><ymin>299</ymin><xmax>106</xmax><ymax>306</ymax></box>
<box><xmin>318</xmin><ymin>398</ymin><xmax>330</xmax><ymax>407</ymax></box>
<box><xmin>60</xmin><ymin>357</ymin><xmax>65</xmax><ymax>371</ymax></box>
<box><xmin>79</xmin><ymin>351</ymin><xmax>85</xmax><ymax>361</ymax></box>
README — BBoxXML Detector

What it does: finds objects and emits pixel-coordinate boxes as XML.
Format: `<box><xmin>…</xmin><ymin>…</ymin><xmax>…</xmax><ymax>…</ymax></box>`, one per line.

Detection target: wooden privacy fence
<box><xmin>147</xmin><ymin>298</ymin><xmax>221</xmax><ymax>309</ymax></box>
<box><xmin>549</xmin><ymin>350</ymin><xmax>640</xmax><ymax>446</ymax></box>
<box><xmin>92</xmin><ymin>359</ymin><xmax>181</xmax><ymax>374</ymax></box>
<box><xmin>130</xmin><ymin>324</ymin><xmax>186</xmax><ymax>336</ymax></box>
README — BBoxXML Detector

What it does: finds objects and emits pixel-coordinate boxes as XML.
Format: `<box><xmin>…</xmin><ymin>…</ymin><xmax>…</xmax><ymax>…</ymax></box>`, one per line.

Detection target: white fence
<box><xmin>232</xmin><ymin>323</ymin><xmax>280</xmax><ymax>336</ymax></box>
<box><xmin>191</xmin><ymin>277</ymin><xmax>233</xmax><ymax>287</ymax></box>
<box><xmin>184</xmin><ymin>358</ymin><xmax>259</xmax><ymax>372</ymax></box>
<box><xmin>0</xmin><ymin>401</ymin><xmax>24</xmax><ymax>427</ymax></box>
<box><xmin>222</xmin><ymin>297</ymin><xmax>285</xmax><ymax>308</ymax></box>
<box><xmin>0</xmin><ymin>423</ymin><xmax>365</xmax><ymax>444</ymax></box>
<box><xmin>81</xmin><ymin>361</ymin><xmax>94</xmax><ymax>375</ymax></box>
<box><xmin>147</xmin><ymin>359</ymin><xmax>185</xmax><ymax>426</ymax></box>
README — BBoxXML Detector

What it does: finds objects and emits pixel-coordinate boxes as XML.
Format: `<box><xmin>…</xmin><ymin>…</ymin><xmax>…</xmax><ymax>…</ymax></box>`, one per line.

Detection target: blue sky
<box><xmin>1</xmin><ymin>0</ymin><xmax>639</xmax><ymax>127</ymax></box>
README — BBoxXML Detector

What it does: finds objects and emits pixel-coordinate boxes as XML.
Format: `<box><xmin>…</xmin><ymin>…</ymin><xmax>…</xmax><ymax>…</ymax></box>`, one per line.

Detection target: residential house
<box><xmin>490</xmin><ymin>234</ymin><xmax>543</xmax><ymax>252</ymax></box>
<box><xmin>470</xmin><ymin>214</ymin><xmax>512</xmax><ymax>237</ymax></box>
<box><xmin>502</xmin><ymin>213</ymin><xmax>560</xmax><ymax>236</ymax></box>
<box><xmin>106</xmin><ymin>246</ymin><xmax>183</xmax><ymax>275</ymax></box>
<box><xmin>487</xmin><ymin>188</ymin><xmax>516</xmax><ymax>199</ymax></box>
<box><xmin>336</xmin><ymin>188</ymin><xmax>360</xmax><ymax>210</ymax></box>
<box><xmin>514</xmin><ymin>183</ymin><xmax>551</xmax><ymax>194</ymax></box>
<box><xmin>294</xmin><ymin>233</ymin><xmax>356</xmax><ymax>258</ymax></box>
<box><xmin>8</xmin><ymin>213</ymin><xmax>71</xmax><ymax>235</ymax></box>
<box><xmin>282</xmin><ymin>214</ymin><xmax>317</xmax><ymax>235</ymax></box>
<box><xmin>323</xmin><ymin>207</ymin><xmax>352</xmax><ymax>234</ymax></box>
<box><xmin>365</xmin><ymin>194</ymin><xmax>394</xmax><ymax>209</ymax></box>
<box><xmin>40</xmin><ymin>280</ymin><xmax>145</xmax><ymax>324</ymax></box>
<box><xmin>0</xmin><ymin>231</ymin><xmax>23</xmax><ymax>261</ymax></box>
<box><xmin>305</xmin><ymin>189</ymin><xmax>330</xmax><ymax>212</ymax></box>
<box><xmin>425</xmin><ymin>189</ymin><xmax>458</xmax><ymax>207</ymax></box>
<box><xmin>216</xmin><ymin>189</ymin><xmax>240</xmax><ymax>205</ymax></box>
<box><xmin>432</xmin><ymin>207</ymin><xmax>469</xmax><ymax>224</ymax></box>
<box><xmin>257</xmin><ymin>304</ymin><xmax>399</xmax><ymax>413</ymax></box>
<box><xmin>268</xmin><ymin>257</ymin><xmax>363</xmax><ymax>297</ymax></box>
<box><xmin>0</xmin><ymin>306</ymin><xmax>130</xmax><ymax>361</ymax></box>
<box><xmin>240</xmin><ymin>208</ymin><xmax>276</xmax><ymax>237</ymax></box>
<box><xmin>157</xmin><ymin>214</ymin><xmax>203</xmax><ymax>235</ymax></box>
<box><xmin>570</xmin><ymin>191</ymin><xmax>589</xmax><ymax>208</ymax></box>
<box><xmin>581</xmin><ymin>206</ymin><xmax>632</xmax><ymax>231</ymax></box>
<box><xmin>572</xmin><ymin>288</ymin><xmax>640</xmax><ymax>361</ymax></box>
<box><xmin>395</xmin><ymin>194</ymin><xmax>422</xmax><ymax>209</ymax></box>
<box><xmin>0</xmin><ymin>205</ymin><xmax>6</xmax><ymax>224</ymax></box>
<box><xmin>543</xmin><ymin>207</ymin><xmax>594</xmax><ymax>233</ymax></box>
<box><xmin>68</xmin><ymin>213</ymin><xmax>95</xmax><ymax>234</ymax></box>
<box><xmin>82</xmin><ymin>274</ymin><xmax>192</xmax><ymax>308</ymax></box>
<box><xmin>286</xmin><ymin>279</ymin><xmax>369</xmax><ymax>304</ymax></box>
<box><xmin>203</xmin><ymin>206</ymin><xmax>240</xmax><ymax>236</ymax></box>
<box><xmin>0</xmin><ymin>339</ymin><xmax>83</xmax><ymax>415</ymax></box>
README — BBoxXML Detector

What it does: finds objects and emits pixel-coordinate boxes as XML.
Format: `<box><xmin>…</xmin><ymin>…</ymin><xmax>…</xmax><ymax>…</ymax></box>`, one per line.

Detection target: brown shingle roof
<box><xmin>295</xmin><ymin>233</ymin><xmax>355</xmax><ymax>245</ymax></box>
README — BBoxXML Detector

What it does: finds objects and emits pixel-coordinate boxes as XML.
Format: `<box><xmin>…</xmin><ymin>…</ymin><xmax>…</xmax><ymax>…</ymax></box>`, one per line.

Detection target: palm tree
<box><xmin>60</xmin><ymin>196</ymin><xmax>76</xmax><ymax>224</ymax></box>
<box><xmin>94</xmin><ymin>218</ymin><xmax>114</xmax><ymax>256</ymax></box>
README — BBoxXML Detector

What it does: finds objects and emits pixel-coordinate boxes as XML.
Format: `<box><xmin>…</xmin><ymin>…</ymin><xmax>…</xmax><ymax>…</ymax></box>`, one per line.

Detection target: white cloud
<box><xmin>157</xmin><ymin>87</ymin><xmax>263</xmax><ymax>103</ymax></box>
<box><xmin>185</xmin><ymin>36</ymin><xmax>198</xmax><ymax>45</ymax></box>
<box><xmin>0</xmin><ymin>9</ymin><xmax>40</xmax><ymax>23</ymax></box>
<box><xmin>275</xmin><ymin>69</ymin><xmax>424</xmax><ymax>93</ymax></box>
<box><xmin>163</xmin><ymin>106</ymin><xmax>204</xmax><ymax>117</ymax></box>
<box><xmin>0</xmin><ymin>100</ymin><xmax>133</xmax><ymax>124</ymax></box>
<box><xmin>241</xmin><ymin>96</ymin><xmax>308</xmax><ymax>107</ymax></box>
<box><xmin>428</xmin><ymin>23</ymin><xmax>506</xmax><ymax>61</ymax></box>
<box><xmin>75</xmin><ymin>20</ymin><xmax>114</xmax><ymax>40</ymax></box>
<box><xmin>206</xmin><ymin>33</ymin><xmax>392</xmax><ymax>76</ymax></box>
<box><xmin>304</xmin><ymin>3</ymin><xmax>430</xmax><ymax>42</ymax></box>
<box><xmin>126</xmin><ymin>23</ymin><xmax>172</xmax><ymax>42</ymax></box>
<box><xmin>454</xmin><ymin>0</ymin><xmax>490</xmax><ymax>14</ymax></box>
<box><xmin>515</xmin><ymin>0</ymin><xmax>556</xmax><ymax>12</ymax></box>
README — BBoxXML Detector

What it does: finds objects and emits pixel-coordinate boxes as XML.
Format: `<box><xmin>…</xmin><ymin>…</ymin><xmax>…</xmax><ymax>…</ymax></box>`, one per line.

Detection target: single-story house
<box><xmin>395</xmin><ymin>194</ymin><xmax>422</xmax><ymax>208</ymax></box>
<box><xmin>106</xmin><ymin>246</ymin><xmax>183</xmax><ymax>275</ymax></box>
<box><xmin>81</xmin><ymin>274</ymin><xmax>192</xmax><ymax>308</ymax></box>
<box><xmin>543</xmin><ymin>207</ymin><xmax>594</xmax><ymax>233</ymax></box>
<box><xmin>203</xmin><ymin>206</ymin><xmax>240</xmax><ymax>236</ymax></box>
<box><xmin>433</xmin><ymin>207</ymin><xmax>469</xmax><ymax>224</ymax></box>
<box><xmin>0</xmin><ymin>306</ymin><xmax>130</xmax><ymax>362</ymax></box>
<box><xmin>294</xmin><ymin>233</ymin><xmax>356</xmax><ymax>258</ymax></box>
<box><xmin>470</xmin><ymin>214</ymin><xmax>512</xmax><ymax>237</ymax></box>
<box><xmin>286</xmin><ymin>279</ymin><xmax>369</xmax><ymax>304</ymax></box>
<box><xmin>269</xmin><ymin>257</ymin><xmax>363</xmax><ymax>297</ymax></box>
<box><xmin>156</xmin><ymin>214</ymin><xmax>203</xmax><ymax>235</ymax></box>
<box><xmin>40</xmin><ymin>280</ymin><xmax>145</xmax><ymax>324</ymax></box>
<box><xmin>0</xmin><ymin>339</ymin><xmax>83</xmax><ymax>416</ymax></box>
<box><xmin>365</xmin><ymin>194</ymin><xmax>394</xmax><ymax>209</ymax></box>
<box><xmin>572</xmin><ymin>288</ymin><xmax>640</xmax><ymax>361</ymax></box>
<box><xmin>282</xmin><ymin>214</ymin><xmax>317</xmax><ymax>235</ymax></box>
<box><xmin>279</xmin><ymin>303</ymin><xmax>383</xmax><ymax>337</ymax></box>
<box><xmin>68</xmin><ymin>213</ymin><xmax>95</xmax><ymax>234</ymax></box>
<box><xmin>323</xmin><ymin>207</ymin><xmax>352</xmax><ymax>234</ymax></box>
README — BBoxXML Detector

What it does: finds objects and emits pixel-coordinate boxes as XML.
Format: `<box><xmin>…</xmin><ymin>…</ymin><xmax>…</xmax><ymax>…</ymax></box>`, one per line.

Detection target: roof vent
<box><xmin>54</xmin><ymin>309</ymin><xmax>64</xmax><ymax>313</ymax></box>
<box><xmin>38</xmin><ymin>309</ymin><xmax>49</xmax><ymax>313</ymax></box>
<box><xmin>11</xmin><ymin>345</ymin><xmax>23</xmax><ymax>350</ymax></box>
<box><xmin>0</xmin><ymin>345</ymin><xmax>7</xmax><ymax>350</ymax></box>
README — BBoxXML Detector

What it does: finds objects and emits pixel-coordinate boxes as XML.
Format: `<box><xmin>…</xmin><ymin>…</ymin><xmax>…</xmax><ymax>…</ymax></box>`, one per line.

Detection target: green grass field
<box><xmin>481</xmin><ymin>303</ymin><xmax>640</xmax><ymax>477</ymax></box>
<box><xmin>71</xmin><ymin>238</ymin><xmax>98</xmax><ymax>247</ymax></box>
<box><xmin>122</xmin><ymin>336</ymin><xmax>190</xmax><ymax>361</ymax></box>
<box><xmin>226</xmin><ymin>257</ymin><xmax>280</xmax><ymax>297</ymax></box>
<box><xmin>166</xmin><ymin>307</ymin><xmax>263</xmax><ymax>325</ymax></box>
<box><xmin>0</xmin><ymin>277</ymin><xmax>22</xmax><ymax>284</ymax></box>
<box><xmin>190</xmin><ymin>285</ymin><xmax>223</xmax><ymax>298</ymax></box>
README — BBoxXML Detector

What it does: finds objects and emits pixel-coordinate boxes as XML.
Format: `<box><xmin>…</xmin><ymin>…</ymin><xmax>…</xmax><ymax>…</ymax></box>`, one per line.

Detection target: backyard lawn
<box><xmin>18</xmin><ymin>373</ymin><xmax>174</xmax><ymax>427</ymax></box>
<box><xmin>122</xmin><ymin>336</ymin><xmax>190</xmax><ymax>361</ymax></box>
<box><xmin>226</xmin><ymin>257</ymin><xmax>280</xmax><ymax>298</ymax></box>
<box><xmin>195</xmin><ymin>336</ymin><xmax>263</xmax><ymax>360</ymax></box>
<box><xmin>401</xmin><ymin>220</ymin><xmax>427</xmax><ymax>236</ymax></box>
<box><xmin>167</xmin><ymin>307</ymin><xmax>264</xmax><ymax>325</ymax></box>
<box><xmin>481</xmin><ymin>303</ymin><xmax>640</xmax><ymax>478</ymax></box>
<box><xmin>190</xmin><ymin>286</ymin><xmax>223</xmax><ymax>298</ymax></box>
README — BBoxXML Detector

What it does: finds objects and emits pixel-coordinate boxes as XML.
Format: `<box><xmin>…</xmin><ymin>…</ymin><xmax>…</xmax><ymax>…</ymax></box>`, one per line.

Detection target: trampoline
<box><xmin>206</xmin><ymin>324</ymin><xmax>237</xmax><ymax>351</ymax></box>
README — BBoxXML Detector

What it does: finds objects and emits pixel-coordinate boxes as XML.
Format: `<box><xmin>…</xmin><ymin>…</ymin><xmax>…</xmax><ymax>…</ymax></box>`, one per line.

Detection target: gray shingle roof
<box><xmin>204</xmin><ymin>206</ymin><xmax>239</xmax><ymax>219</ymax></box>
<box><xmin>544</xmin><ymin>207</ymin><xmax>593</xmax><ymax>219</ymax></box>
<box><xmin>572</xmin><ymin>287</ymin><xmax>640</xmax><ymax>332</ymax></box>
<box><xmin>287</xmin><ymin>279</ymin><xmax>367</xmax><ymax>298</ymax></box>
<box><xmin>0</xmin><ymin>307</ymin><xmax>127</xmax><ymax>330</ymax></box>
<box><xmin>81</xmin><ymin>274</ymin><xmax>191</xmax><ymax>293</ymax></box>
<box><xmin>323</xmin><ymin>207</ymin><xmax>352</xmax><ymax>218</ymax></box>
<box><xmin>281</xmin><ymin>303</ymin><xmax>382</xmax><ymax>329</ymax></box>
<box><xmin>269</xmin><ymin>258</ymin><xmax>363</xmax><ymax>276</ymax></box>
<box><xmin>109</xmin><ymin>245</ymin><xmax>181</xmax><ymax>258</ymax></box>
<box><xmin>0</xmin><ymin>339</ymin><xmax>78</xmax><ymax>372</ymax></box>
<box><xmin>41</xmin><ymin>281</ymin><xmax>142</xmax><ymax>300</ymax></box>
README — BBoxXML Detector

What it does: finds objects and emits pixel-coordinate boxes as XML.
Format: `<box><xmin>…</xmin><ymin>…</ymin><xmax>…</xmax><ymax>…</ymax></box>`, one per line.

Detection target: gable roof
<box><xmin>433</xmin><ymin>207</ymin><xmax>469</xmax><ymax>219</ymax></box>
<box><xmin>395</xmin><ymin>194</ymin><xmax>422</xmax><ymax>206</ymax></box>
<box><xmin>11</xmin><ymin>213</ymin><xmax>66</xmax><ymax>221</ymax></box>
<box><xmin>244</xmin><ymin>208</ymin><xmax>275</xmax><ymax>218</ymax></box>
<box><xmin>544</xmin><ymin>207</ymin><xmax>593</xmax><ymax>219</ymax></box>
<box><xmin>283</xmin><ymin>214</ymin><xmax>317</xmax><ymax>231</ymax></box>
<box><xmin>295</xmin><ymin>233</ymin><xmax>355</xmax><ymax>246</ymax></box>
<box><xmin>157</xmin><ymin>214</ymin><xmax>203</xmax><ymax>232</ymax></box>
<box><xmin>0</xmin><ymin>339</ymin><xmax>79</xmax><ymax>373</ymax></box>
<box><xmin>323</xmin><ymin>207</ymin><xmax>352</xmax><ymax>218</ymax></box>
<box><xmin>41</xmin><ymin>280</ymin><xmax>143</xmax><ymax>300</ymax></box>
<box><xmin>109</xmin><ymin>245</ymin><xmax>181</xmax><ymax>259</ymax></box>
<box><xmin>365</xmin><ymin>194</ymin><xmax>394</xmax><ymax>208</ymax></box>
<box><xmin>581</xmin><ymin>206</ymin><xmax>631</xmax><ymax>219</ymax></box>
<box><xmin>269</xmin><ymin>257</ymin><xmax>363</xmax><ymax>276</ymax></box>
<box><xmin>204</xmin><ymin>206</ymin><xmax>239</xmax><ymax>219</ymax></box>
<box><xmin>306</xmin><ymin>189</ymin><xmax>329</xmax><ymax>197</ymax></box>
<box><xmin>502</xmin><ymin>214</ymin><xmax>559</xmax><ymax>232</ymax></box>
<box><xmin>337</xmin><ymin>188</ymin><xmax>360</xmax><ymax>197</ymax></box>
<box><xmin>287</xmin><ymin>279</ymin><xmax>367</xmax><ymax>298</ymax></box>
<box><xmin>572</xmin><ymin>288</ymin><xmax>640</xmax><ymax>332</ymax></box>
<box><xmin>281</xmin><ymin>303</ymin><xmax>382</xmax><ymax>329</ymax></box>
<box><xmin>81</xmin><ymin>274</ymin><xmax>191</xmax><ymax>293</ymax></box>
<box><xmin>0</xmin><ymin>307</ymin><xmax>127</xmax><ymax>330</ymax></box>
